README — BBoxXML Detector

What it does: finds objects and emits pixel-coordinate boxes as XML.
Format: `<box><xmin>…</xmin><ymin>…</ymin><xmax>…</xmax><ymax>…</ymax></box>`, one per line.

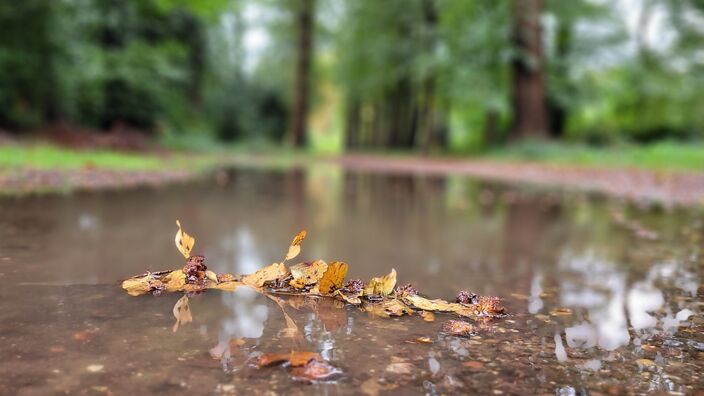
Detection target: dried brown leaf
<box><xmin>174</xmin><ymin>220</ymin><xmax>195</xmax><ymax>259</ymax></box>
<box><xmin>289</xmin><ymin>260</ymin><xmax>328</xmax><ymax>289</ymax></box>
<box><xmin>285</xmin><ymin>230</ymin><xmax>307</xmax><ymax>261</ymax></box>
<box><xmin>242</xmin><ymin>262</ymin><xmax>287</xmax><ymax>288</ymax></box>
<box><xmin>317</xmin><ymin>261</ymin><xmax>348</xmax><ymax>294</ymax></box>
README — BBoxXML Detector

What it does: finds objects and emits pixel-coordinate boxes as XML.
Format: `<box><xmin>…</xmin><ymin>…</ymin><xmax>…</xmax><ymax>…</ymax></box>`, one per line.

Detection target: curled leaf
<box><xmin>242</xmin><ymin>262</ymin><xmax>288</xmax><ymax>288</ymax></box>
<box><xmin>285</xmin><ymin>230</ymin><xmax>307</xmax><ymax>261</ymax></box>
<box><xmin>317</xmin><ymin>261</ymin><xmax>348</xmax><ymax>294</ymax></box>
<box><xmin>174</xmin><ymin>220</ymin><xmax>195</xmax><ymax>259</ymax></box>
<box><xmin>364</xmin><ymin>269</ymin><xmax>397</xmax><ymax>296</ymax></box>
<box><xmin>172</xmin><ymin>295</ymin><xmax>192</xmax><ymax>332</ymax></box>
<box><xmin>290</xmin><ymin>260</ymin><xmax>328</xmax><ymax>289</ymax></box>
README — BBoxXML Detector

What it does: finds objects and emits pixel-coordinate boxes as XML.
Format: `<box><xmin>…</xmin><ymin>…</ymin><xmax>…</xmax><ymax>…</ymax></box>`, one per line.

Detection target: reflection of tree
<box><xmin>500</xmin><ymin>195</ymin><xmax>563</xmax><ymax>292</ymax></box>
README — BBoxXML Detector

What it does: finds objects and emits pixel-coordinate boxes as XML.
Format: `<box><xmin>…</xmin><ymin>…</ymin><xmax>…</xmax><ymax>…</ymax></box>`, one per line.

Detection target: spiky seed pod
<box><xmin>395</xmin><ymin>283</ymin><xmax>418</xmax><ymax>297</ymax></box>
<box><xmin>476</xmin><ymin>296</ymin><xmax>505</xmax><ymax>316</ymax></box>
<box><xmin>183</xmin><ymin>254</ymin><xmax>207</xmax><ymax>283</ymax></box>
<box><xmin>343</xmin><ymin>279</ymin><xmax>364</xmax><ymax>294</ymax></box>
<box><xmin>455</xmin><ymin>290</ymin><xmax>478</xmax><ymax>305</ymax></box>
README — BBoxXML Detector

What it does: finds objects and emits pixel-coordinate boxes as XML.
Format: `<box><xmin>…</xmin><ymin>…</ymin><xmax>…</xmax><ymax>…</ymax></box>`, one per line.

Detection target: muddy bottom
<box><xmin>0</xmin><ymin>167</ymin><xmax>702</xmax><ymax>395</ymax></box>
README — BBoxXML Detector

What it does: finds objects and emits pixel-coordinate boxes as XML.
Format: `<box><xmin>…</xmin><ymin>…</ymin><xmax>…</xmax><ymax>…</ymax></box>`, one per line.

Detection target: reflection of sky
<box><xmin>550</xmin><ymin>252</ymin><xmax>698</xmax><ymax>362</ymax></box>
<box><xmin>216</xmin><ymin>227</ymin><xmax>268</xmax><ymax>342</ymax></box>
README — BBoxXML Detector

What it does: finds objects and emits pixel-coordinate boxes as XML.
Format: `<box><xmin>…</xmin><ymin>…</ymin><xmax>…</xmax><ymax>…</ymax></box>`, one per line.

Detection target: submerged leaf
<box><xmin>442</xmin><ymin>320</ymin><xmax>476</xmax><ymax>337</ymax></box>
<box><xmin>172</xmin><ymin>295</ymin><xmax>192</xmax><ymax>332</ymax></box>
<box><xmin>174</xmin><ymin>220</ymin><xmax>195</xmax><ymax>259</ymax></box>
<box><xmin>290</xmin><ymin>359</ymin><xmax>342</xmax><ymax>382</ymax></box>
<box><xmin>317</xmin><ymin>261</ymin><xmax>348</xmax><ymax>294</ymax></box>
<box><xmin>256</xmin><ymin>351</ymin><xmax>322</xmax><ymax>368</ymax></box>
<box><xmin>290</xmin><ymin>260</ymin><xmax>328</xmax><ymax>289</ymax></box>
<box><xmin>242</xmin><ymin>263</ymin><xmax>287</xmax><ymax>288</ymax></box>
<box><xmin>285</xmin><ymin>230</ymin><xmax>307</xmax><ymax>261</ymax></box>
<box><xmin>364</xmin><ymin>269</ymin><xmax>397</xmax><ymax>296</ymax></box>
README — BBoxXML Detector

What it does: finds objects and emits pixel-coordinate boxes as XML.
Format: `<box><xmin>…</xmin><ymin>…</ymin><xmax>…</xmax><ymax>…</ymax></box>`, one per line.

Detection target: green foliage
<box><xmin>1</xmin><ymin>0</ymin><xmax>704</xmax><ymax>154</ymax></box>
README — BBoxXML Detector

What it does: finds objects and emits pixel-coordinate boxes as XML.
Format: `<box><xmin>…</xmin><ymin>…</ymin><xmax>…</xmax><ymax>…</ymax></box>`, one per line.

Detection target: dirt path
<box><xmin>2</xmin><ymin>153</ymin><xmax>703</xmax><ymax>206</ymax></box>
<box><xmin>327</xmin><ymin>154</ymin><xmax>704</xmax><ymax>206</ymax></box>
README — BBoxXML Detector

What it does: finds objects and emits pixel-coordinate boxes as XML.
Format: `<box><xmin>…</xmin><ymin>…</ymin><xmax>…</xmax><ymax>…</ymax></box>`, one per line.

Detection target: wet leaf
<box><xmin>405</xmin><ymin>336</ymin><xmax>433</xmax><ymax>344</ymax></box>
<box><xmin>420</xmin><ymin>311</ymin><xmax>435</xmax><ymax>322</ymax></box>
<box><xmin>290</xmin><ymin>260</ymin><xmax>328</xmax><ymax>289</ymax></box>
<box><xmin>121</xmin><ymin>277</ymin><xmax>151</xmax><ymax>297</ymax></box>
<box><xmin>256</xmin><ymin>353</ymin><xmax>290</xmax><ymax>367</ymax></box>
<box><xmin>364</xmin><ymin>268</ymin><xmax>396</xmax><ymax>296</ymax></box>
<box><xmin>285</xmin><ymin>230</ymin><xmax>307</xmax><ymax>261</ymax></box>
<box><xmin>289</xmin><ymin>351</ymin><xmax>323</xmax><ymax>367</ymax></box>
<box><xmin>317</xmin><ymin>261</ymin><xmax>348</xmax><ymax>294</ymax></box>
<box><xmin>463</xmin><ymin>361</ymin><xmax>484</xmax><ymax>370</ymax></box>
<box><xmin>290</xmin><ymin>359</ymin><xmax>342</xmax><ymax>382</ymax></box>
<box><xmin>256</xmin><ymin>351</ymin><xmax>322</xmax><ymax>368</ymax></box>
<box><xmin>172</xmin><ymin>295</ymin><xmax>192</xmax><ymax>332</ymax></box>
<box><xmin>174</xmin><ymin>220</ymin><xmax>195</xmax><ymax>259</ymax></box>
<box><xmin>242</xmin><ymin>262</ymin><xmax>287</xmax><ymax>288</ymax></box>
<box><xmin>121</xmin><ymin>270</ymin><xmax>187</xmax><ymax>296</ymax></box>
<box><xmin>365</xmin><ymin>298</ymin><xmax>414</xmax><ymax>318</ymax></box>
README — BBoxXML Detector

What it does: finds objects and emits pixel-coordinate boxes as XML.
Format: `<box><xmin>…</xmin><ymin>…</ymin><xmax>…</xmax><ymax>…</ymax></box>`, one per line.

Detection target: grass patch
<box><xmin>485</xmin><ymin>140</ymin><xmax>704</xmax><ymax>171</ymax></box>
<box><xmin>0</xmin><ymin>143</ymin><xmax>224</xmax><ymax>171</ymax></box>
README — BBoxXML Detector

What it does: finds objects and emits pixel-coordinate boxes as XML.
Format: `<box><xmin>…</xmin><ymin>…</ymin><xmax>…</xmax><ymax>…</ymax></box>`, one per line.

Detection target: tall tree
<box><xmin>289</xmin><ymin>0</ymin><xmax>315</xmax><ymax>147</ymax></box>
<box><xmin>510</xmin><ymin>0</ymin><xmax>549</xmax><ymax>139</ymax></box>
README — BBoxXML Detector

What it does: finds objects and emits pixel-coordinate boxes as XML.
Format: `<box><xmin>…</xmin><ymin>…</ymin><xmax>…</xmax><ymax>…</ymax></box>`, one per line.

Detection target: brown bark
<box><xmin>419</xmin><ymin>0</ymin><xmax>438</xmax><ymax>154</ymax></box>
<box><xmin>289</xmin><ymin>0</ymin><xmax>315</xmax><ymax>147</ymax></box>
<box><xmin>511</xmin><ymin>0</ymin><xmax>549</xmax><ymax>139</ymax></box>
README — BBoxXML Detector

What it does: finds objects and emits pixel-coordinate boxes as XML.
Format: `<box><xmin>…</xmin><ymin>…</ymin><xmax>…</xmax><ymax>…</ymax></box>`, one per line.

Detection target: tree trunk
<box><xmin>344</xmin><ymin>99</ymin><xmax>361</xmax><ymax>150</ymax></box>
<box><xmin>548</xmin><ymin>18</ymin><xmax>572</xmax><ymax>138</ymax></box>
<box><xmin>288</xmin><ymin>0</ymin><xmax>315</xmax><ymax>148</ymax></box>
<box><xmin>419</xmin><ymin>0</ymin><xmax>438</xmax><ymax>154</ymax></box>
<box><xmin>510</xmin><ymin>0</ymin><xmax>549</xmax><ymax>139</ymax></box>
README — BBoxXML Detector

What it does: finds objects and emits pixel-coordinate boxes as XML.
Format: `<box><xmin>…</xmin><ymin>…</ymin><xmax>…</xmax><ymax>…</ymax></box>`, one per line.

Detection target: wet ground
<box><xmin>0</xmin><ymin>166</ymin><xmax>702</xmax><ymax>395</ymax></box>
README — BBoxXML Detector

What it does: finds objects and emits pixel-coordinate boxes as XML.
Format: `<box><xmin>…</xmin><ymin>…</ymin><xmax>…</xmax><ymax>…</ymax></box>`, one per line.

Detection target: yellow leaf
<box><xmin>289</xmin><ymin>260</ymin><xmax>328</xmax><ymax>289</ymax></box>
<box><xmin>364</xmin><ymin>269</ymin><xmax>397</xmax><ymax>296</ymax></box>
<box><xmin>172</xmin><ymin>295</ymin><xmax>192</xmax><ymax>332</ymax></box>
<box><xmin>121</xmin><ymin>276</ymin><xmax>151</xmax><ymax>296</ymax></box>
<box><xmin>365</xmin><ymin>299</ymin><xmax>413</xmax><ymax>318</ymax></box>
<box><xmin>205</xmin><ymin>270</ymin><xmax>218</xmax><ymax>283</ymax></box>
<box><xmin>163</xmin><ymin>270</ymin><xmax>186</xmax><ymax>292</ymax></box>
<box><xmin>242</xmin><ymin>262</ymin><xmax>287</xmax><ymax>288</ymax></box>
<box><xmin>285</xmin><ymin>230</ymin><xmax>307</xmax><ymax>261</ymax></box>
<box><xmin>401</xmin><ymin>294</ymin><xmax>477</xmax><ymax>317</ymax></box>
<box><xmin>174</xmin><ymin>220</ymin><xmax>195</xmax><ymax>259</ymax></box>
<box><xmin>317</xmin><ymin>261</ymin><xmax>348</xmax><ymax>294</ymax></box>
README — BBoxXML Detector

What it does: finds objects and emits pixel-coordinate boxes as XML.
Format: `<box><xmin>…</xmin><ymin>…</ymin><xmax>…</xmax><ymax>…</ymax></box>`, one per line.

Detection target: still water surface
<box><xmin>0</xmin><ymin>167</ymin><xmax>702</xmax><ymax>395</ymax></box>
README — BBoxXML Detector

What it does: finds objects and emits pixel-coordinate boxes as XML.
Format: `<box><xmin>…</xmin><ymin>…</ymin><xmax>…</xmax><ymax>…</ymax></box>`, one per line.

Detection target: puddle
<box><xmin>0</xmin><ymin>167</ymin><xmax>702</xmax><ymax>394</ymax></box>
